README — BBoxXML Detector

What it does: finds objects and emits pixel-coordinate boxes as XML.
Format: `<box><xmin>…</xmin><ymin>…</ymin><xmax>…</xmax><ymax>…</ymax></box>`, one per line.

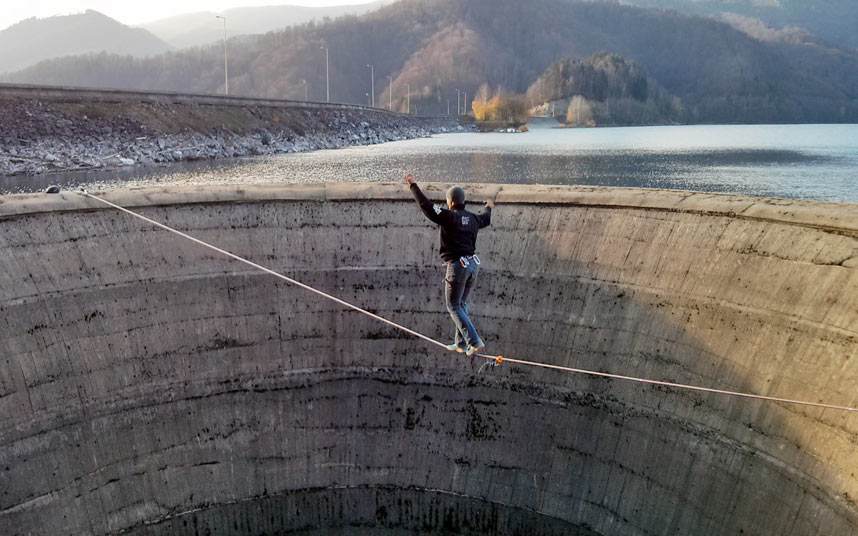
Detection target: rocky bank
<box><xmin>0</xmin><ymin>96</ymin><xmax>466</xmax><ymax>176</ymax></box>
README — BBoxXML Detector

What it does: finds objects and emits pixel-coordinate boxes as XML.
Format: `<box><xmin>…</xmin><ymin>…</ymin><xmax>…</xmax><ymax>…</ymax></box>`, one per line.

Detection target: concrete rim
<box><xmin>2</xmin><ymin>182</ymin><xmax>858</xmax><ymax>237</ymax></box>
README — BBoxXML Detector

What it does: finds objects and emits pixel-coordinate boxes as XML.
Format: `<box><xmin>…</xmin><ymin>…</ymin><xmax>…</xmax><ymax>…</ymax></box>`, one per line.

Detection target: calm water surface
<box><xmin>3</xmin><ymin>123</ymin><xmax>856</xmax><ymax>202</ymax></box>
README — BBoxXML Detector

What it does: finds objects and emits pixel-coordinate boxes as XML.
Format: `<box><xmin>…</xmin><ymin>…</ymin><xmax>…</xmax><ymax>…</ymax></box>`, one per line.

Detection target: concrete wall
<box><xmin>0</xmin><ymin>83</ymin><xmax>450</xmax><ymax>118</ymax></box>
<box><xmin>0</xmin><ymin>83</ymin><xmax>383</xmax><ymax>114</ymax></box>
<box><xmin>1</xmin><ymin>183</ymin><xmax>857</xmax><ymax>535</ymax></box>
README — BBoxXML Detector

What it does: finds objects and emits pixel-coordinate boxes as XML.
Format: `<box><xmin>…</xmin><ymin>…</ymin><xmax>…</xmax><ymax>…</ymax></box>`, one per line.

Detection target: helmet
<box><xmin>446</xmin><ymin>186</ymin><xmax>466</xmax><ymax>207</ymax></box>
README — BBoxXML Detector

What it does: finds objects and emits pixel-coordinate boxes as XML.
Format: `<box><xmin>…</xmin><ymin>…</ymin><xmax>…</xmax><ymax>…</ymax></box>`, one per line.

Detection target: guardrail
<box><xmin>0</xmin><ymin>83</ymin><xmax>459</xmax><ymax>120</ymax></box>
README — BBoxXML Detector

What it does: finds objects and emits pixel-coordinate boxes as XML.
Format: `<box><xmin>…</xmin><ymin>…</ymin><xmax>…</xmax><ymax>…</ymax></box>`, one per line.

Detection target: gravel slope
<box><xmin>0</xmin><ymin>97</ymin><xmax>464</xmax><ymax>176</ymax></box>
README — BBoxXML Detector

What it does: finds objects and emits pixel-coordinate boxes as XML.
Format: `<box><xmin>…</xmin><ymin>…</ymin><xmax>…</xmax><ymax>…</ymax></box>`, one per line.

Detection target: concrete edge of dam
<box><xmin>3</xmin><ymin>182</ymin><xmax>858</xmax><ymax>240</ymax></box>
<box><xmin>0</xmin><ymin>83</ymin><xmax>449</xmax><ymax>118</ymax></box>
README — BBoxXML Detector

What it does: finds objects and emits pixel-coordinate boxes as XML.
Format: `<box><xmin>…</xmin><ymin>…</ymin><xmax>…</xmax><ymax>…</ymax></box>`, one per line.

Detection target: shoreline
<box><xmin>0</xmin><ymin>89</ymin><xmax>467</xmax><ymax>177</ymax></box>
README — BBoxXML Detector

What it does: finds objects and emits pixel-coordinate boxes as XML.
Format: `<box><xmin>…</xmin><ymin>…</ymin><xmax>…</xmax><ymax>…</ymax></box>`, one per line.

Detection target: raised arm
<box><xmin>404</xmin><ymin>173</ymin><xmax>446</xmax><ymax>225</ymax></box>
<box><xmin>477</xmin><ymin>199</ymin><xmax>494</xmax><ymax>228</ymax></box>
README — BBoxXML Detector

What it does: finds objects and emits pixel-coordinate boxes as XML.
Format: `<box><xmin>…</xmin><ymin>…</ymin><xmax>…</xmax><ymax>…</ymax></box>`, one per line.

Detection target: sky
<box><xmin>0</xmin><ymin>0</ymin><xmax>377</xmax><ymax>31</ymax></box>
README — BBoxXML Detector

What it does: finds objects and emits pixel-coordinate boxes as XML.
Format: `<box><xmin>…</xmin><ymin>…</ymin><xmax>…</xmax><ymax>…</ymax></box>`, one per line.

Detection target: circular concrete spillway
<box><xmin>1</xmin><ymin>183</ymin><xmax>858</xmax><ymax>535</ymax></box>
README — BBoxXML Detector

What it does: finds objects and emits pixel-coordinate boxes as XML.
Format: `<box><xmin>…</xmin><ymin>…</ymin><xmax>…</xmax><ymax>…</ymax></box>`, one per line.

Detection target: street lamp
<box><xmin>464</xmin><ymin>91</ymin><xmax>467</xmax><ymax>116</ymax></box>
<box><xmin>215</xmin><ymin>16</ymin><xmax>228</xmax><ymax>95</ymax></box>
<box><xmin>366</xmin><ymin>64</ymin><xmax>374</xmax><ymax>107</ymax></box>
<box><xmin>405</xmin><ymin>84</ymin><xmax>410</xmax><ymax>114</ymax></box>
<box><xmin>320</xmin><ymin>45</ymin><xmax>329</xmax><ymax>102</ymax></box>
<box><xmin>302</xmin><ymin>79</ymin><xmax>307</xmax><ymax>102</ymax></box>
<box><xmin>386</xmin><ymin>75</ymin><xmax>392</xmax><ymax>111</ymax></box>
<box><xmin>456</xmin><ymin>89</ymin><xmax>460</xmax><ymax>115</ymax></box>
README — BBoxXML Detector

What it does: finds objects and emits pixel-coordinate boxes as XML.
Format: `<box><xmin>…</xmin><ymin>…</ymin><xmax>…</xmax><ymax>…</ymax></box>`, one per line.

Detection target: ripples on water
<box><xmin>2</xmin><ymin>123</ymin><xmax>856</xmax><ymax>202</ymax></box>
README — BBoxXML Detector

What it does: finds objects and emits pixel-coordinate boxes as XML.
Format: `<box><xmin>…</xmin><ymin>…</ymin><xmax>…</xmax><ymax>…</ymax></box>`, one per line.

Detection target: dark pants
<box><xmin>445</xmin><ymin>259</ymin><xmax>482</xmax><ymax>349</ymax></box>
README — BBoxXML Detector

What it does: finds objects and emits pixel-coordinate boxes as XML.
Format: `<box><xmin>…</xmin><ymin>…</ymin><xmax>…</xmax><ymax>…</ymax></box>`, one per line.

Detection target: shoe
<box><xmin>445</xmin><ymin>343</ymin><xmax>465</xmax><ymax>353</ymax></box>
<box><xmin>465</xmin><ymin>343</ymin><xmax>485</xmax><ymax>357</ymax></box>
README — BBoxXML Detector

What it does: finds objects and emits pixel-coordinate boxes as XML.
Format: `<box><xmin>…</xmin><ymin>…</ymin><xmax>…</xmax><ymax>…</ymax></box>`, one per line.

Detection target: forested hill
<box><xmin>3</xmin><ymin>0</ymin><xmax>857</xmax><ymax>123</ymax></box>
<box><xmin>583</xmin><ymin>0</ymin><xmax>858</xmax><ymax>51</ymax></box>
<box><xmin>526</xmin><ymin>52</ymin><xmax>685</xmax><ymax>126</ymax></box>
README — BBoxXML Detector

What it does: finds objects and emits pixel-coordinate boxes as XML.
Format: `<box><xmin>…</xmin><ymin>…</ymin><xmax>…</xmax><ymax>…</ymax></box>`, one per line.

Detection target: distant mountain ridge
<box><xmin>3</xmin><ymin>0</ymin><xmax>856</xmax><ymax>124</ymax></box>
<box><xmin>0</xmin><ymin>10</ymin><xmax>171</xmax><ymax>74</ymax></box>
<box><xmin>587</xmin><ymin>0</ymin><xmax>858</xmax><ymax>50</ymax></box>
<box><xmin>139</xmin><ymin>1</ymin><xmax>394</xmax><ymax>49</ymax></box>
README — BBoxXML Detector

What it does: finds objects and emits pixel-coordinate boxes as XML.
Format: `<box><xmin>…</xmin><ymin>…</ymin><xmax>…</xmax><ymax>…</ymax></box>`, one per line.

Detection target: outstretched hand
<box><xmin>485</xmin><ymin>199</ymin><xmax>495</xmax><ymax>208</ymax></box>
<box><xmin>403</xmin><ymin>173</ymin><xmax>416</xmax><ymax>185</ymax></box>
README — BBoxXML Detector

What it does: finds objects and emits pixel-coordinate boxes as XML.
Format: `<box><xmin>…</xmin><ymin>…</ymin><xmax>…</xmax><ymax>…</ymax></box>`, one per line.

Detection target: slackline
<box><xmin>76</xmin><ymin>189</ymin><xmax>857</xmax><ymax>413</ymax></box>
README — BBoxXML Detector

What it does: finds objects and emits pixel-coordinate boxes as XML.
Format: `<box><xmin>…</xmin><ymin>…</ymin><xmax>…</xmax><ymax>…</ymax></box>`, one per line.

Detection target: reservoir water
<box><xmin>3</xmin><ymin>123</ymin><xmax>856</xmax><ymax>202</ymax></box>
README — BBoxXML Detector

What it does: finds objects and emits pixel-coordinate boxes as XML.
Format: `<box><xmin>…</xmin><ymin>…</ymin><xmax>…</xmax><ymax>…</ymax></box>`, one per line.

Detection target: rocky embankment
<box><xmin>0</xmin><ymin>96</ymin><xmax>465</xmax><ymax>175</ymax></box>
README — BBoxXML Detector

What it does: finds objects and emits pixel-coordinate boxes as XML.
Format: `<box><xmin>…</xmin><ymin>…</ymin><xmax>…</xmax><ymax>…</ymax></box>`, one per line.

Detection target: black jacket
<box><xmin>410</xmin><ymin>183</ymin><xmax>491</xmax><ymax>262</ymax></box>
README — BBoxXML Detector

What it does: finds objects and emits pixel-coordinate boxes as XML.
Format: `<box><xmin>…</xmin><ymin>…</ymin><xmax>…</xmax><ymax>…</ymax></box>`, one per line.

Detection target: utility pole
<box><xmin>320</xmin><ymin>46</ymin><xmax>329</xmax><ymax>102</ymax></box>
<box><xmin>215</xmin><ymin>16</ymin><xmax>228</xmax><ymax>95</ymax></box>
<box><xmin>387</xmin><ymin>75</ymin><xmax>392</xmax><ymax>110</ymax></box>
<box><xmin>456</xmin><ymin>89</ymin><xmax>460</xmax><ymax>115</ymax></box>
<box><xmin>366</xmin><ymin>64</ymin><xmax>374</xmax><ymax>107</ymax></box>
<box><xmin>406</xmin><ymin>84</ymin><xmax>410</xmax><ymax>114</ymax></box>
<box><xmin>302</xmin><ymin>79</ymin><xmax>307</xmax><ymax>101</ymax></box>
<box><xmin>447</xmin><ymin>99</ymin><xmax>450</xmax><ymax>115</ymax></box>
<box><xmin>464</xmin><ymin>92</ymin><xmax>467</xmax><ymax>116</ymax></box>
